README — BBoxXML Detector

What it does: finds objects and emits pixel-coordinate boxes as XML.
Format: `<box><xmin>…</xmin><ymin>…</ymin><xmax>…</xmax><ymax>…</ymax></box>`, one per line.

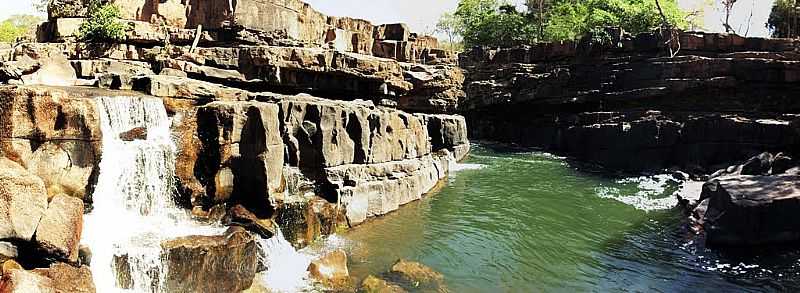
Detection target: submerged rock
<box><xmin>389</xmin><ymin>259</ymin><xmax>447</xmax><ymax>292</ymax></box>
<box><xmin>160</xmin><ymin>227</ymin><xmax>258</xmax><ymax>293</ymax></box>
<box><xmin>0</xmin><ymin>158</ymin><xmax>49</xmax><ymax>242</ymax></box>
<box><xmin>360</xmin><ymin>275</ymin><xmax>407</xmax><ymax>293</ymax></box>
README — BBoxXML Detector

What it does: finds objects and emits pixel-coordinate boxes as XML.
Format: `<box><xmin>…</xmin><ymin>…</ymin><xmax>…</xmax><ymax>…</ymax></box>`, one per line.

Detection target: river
<box><xmin>318</xmin><ymin>143</ymin><xmax>800</xmax><ymax>292</ymax></box>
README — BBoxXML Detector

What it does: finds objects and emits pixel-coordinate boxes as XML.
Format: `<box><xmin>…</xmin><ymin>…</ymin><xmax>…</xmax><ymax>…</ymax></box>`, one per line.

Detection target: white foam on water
<box><xmin>594</xmin><ymin>174</ymin><xmax>679</xmax><ymax>211</ymax></box>
<box><xmin>256</xmin><ymin>227</ymin><xmax>316</xmax><ymax>292</ymax></box>
<box><xmin>450</xmin><ymin>163</ymin><xmax>486</xmax><ymax>172</ymax></box>
<box><xmin>82</xmin><ymin>96</ymin><xmax>223</xmax><ymax>293</ymax></box>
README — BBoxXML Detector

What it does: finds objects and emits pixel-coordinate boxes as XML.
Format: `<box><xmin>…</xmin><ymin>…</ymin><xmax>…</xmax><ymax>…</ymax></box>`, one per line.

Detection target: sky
<box><xmin>3</xmin><ymin>0</ymin><xmax>777</xmax><ymax>37</ymax></box>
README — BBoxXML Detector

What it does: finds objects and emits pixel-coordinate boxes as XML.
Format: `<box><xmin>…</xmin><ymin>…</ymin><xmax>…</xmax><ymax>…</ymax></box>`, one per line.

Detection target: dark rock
<box><xmin>700</xmin><ymin>175</ymin><xmax>800</xmax><ymax>245</ymax></box>
<box><xmin>741</xmin><ymin>152</ymin><xmax>773</xmax><ymax>175</ymax></box>
<box><xmin>223</xmin><ymin>204</ymin><xmax>276</xmax><ymax>238</ymax></box>
<box><xmin>160</xmin><ymin>227</ymin><xmax>258</xmax><ymax>293</ymax></box>
<box><xmin>771</xmin><ymin>153</ymin><xmax>794</xmax><ymax>174</ymax></box>
<box><xmin>119</xmin><ymin>127</ymin><xmax>148</xmax><ymax>141</ymax></box>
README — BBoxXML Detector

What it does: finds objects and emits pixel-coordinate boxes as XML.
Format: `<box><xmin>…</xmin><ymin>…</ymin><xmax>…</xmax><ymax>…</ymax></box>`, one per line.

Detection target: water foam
<box><xmin>256</xmin><ymin>227</ymin><xmax>316</xmax><ymax>292</ymax></box>
<box><xmin>594</xmin><ymin>174</ymin><xmax>679</xmax><ymax>211</ymax></box>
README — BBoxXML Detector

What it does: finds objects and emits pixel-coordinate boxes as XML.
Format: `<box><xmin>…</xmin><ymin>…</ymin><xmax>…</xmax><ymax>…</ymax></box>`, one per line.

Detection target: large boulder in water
<box><xmin>0</xmin><ymin>158</ymin><xmax>48</xmax><ymax>242</ymax></box>
<box><xmin>360</xmin><ymin>275</ymin><xmax>407</xmax><ymax>293</ymax></box>
<box><xmin>160</xmin><ymin>227</ymin><xmax>258</xmax><ymax>293</ymax></box>
<box><xmin>307</xmin><ymin>249</ymin><xmax>350</xmax><ymax>289</ymax></box>
<box><xmin>700</xmin><ymin>174</ymin><xmax>800</xmax><ymax>245</ymax></box>
<box><xmin>33</xmin><ymin>194</ymin><xmax>84</xmax><ymax>263</ymax></box>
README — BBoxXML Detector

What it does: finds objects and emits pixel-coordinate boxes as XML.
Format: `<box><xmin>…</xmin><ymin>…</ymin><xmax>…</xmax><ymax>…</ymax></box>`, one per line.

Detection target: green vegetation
<box><xmin>0</xmin><ymin>15</ymin><xmax>43</xmax><ymax>43</ymax></box>
<box><xmin>79</xmin><ymin>1</ymin><xmax>128</xmax><ymax>42</ymax></box>
<box><xmin>768</xmin><ymin>0</ymin><xmax>800</xmax><ymax>38</ymax></box>
<box><xmin>440</xmin><ymin>0</ymin><xmax>689</xmax><ymax>47</ymax></box>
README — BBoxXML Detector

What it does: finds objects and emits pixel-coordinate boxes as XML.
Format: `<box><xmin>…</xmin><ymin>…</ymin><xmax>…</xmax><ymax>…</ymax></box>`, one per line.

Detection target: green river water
<box><xmin>319</xmin><ymin>143</ymin><xmax>800</xmax><ymax>292</ymax></box>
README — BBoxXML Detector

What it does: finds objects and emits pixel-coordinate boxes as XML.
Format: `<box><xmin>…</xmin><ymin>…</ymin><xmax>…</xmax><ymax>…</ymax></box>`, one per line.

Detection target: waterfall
<box><xmin>82</xmin><ymin>96</ymin><xmax>223</xmax><ymax>293</ymax></box>
<box><xmin>256</xmin><ymin>226</ymin><xmax>315</xmax><ymax>292</ymax></box>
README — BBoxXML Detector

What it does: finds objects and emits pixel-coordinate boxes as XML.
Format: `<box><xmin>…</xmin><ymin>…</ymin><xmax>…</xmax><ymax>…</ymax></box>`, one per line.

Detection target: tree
<box><xmin>543</xmin><ymin>0</ymin><xmax>688</xmax><ymax>41</ymax></box>
<box><xmin>79</xmin><ymin>1</ymin><xmax>128</xmax><ymax>42</ymax></box>
<box><xmin>721</xmin><ymin>0</ymin><xmax>738</xmax><ymax>33</ymax></box>
<box><xmin>0</xmin><ymin>15</ymin><xmax>44</xmax><ymax>42</ymax></box>
<box><xmin>768</xmin><ymin>0</ymin><xmax>799</xmax><ymax>38</ymax></box>
<box><xmin>455</xmin><ymin>0</ymin><xmax>537</xmax><ymax>47</ymax></box>
<box><xmin>435</xmin><ymin>12</ymin><xmax>463</xmax><ymax>50</ymax></box>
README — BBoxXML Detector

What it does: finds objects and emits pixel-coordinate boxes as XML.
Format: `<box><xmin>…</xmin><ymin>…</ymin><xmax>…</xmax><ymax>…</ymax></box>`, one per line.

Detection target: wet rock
<box><xmin>31</xmin><ymin>262</ymin><xmax>95</xmax><ymax>293</ymax></box>
<box><xmin>223</xmin><ymin>204</ymin><xmax>276</xmax><ymax>238</ymax></box>
<box><xmin>388</xmin><ymin>259</ymin><xmax>447</xmax><ymax>291</ymax></box>
<box><xmin>741</xmin><ymin>152</ymin><xmax>773</xmax><ymax>175</ymax></box>
<box><xmin>160</xmin><ymin>227</ymin><xmax>258</xmax><ymax>293</ymax></box>
<box><xmin>700</xmin><ymin>175</ymin><xmax>800</xmax><ymax>245</ymax></box>
<box><xmin>307</xmin><ymin>249</ymin><xmax>350</xmax><ymax>289</ymax></box>
<box><xmin>274</xmin><ymin>201</ymin><xmax>321</xmax><ymax>248</ymax></box>
<box><xmin>359</xmin><ymin>275</ymin><xmax>407</xmax><ymax>293</ymax></box>
<box><xmin>0</xmin><ymin>158</ymin><xmax>49</xmax><ymax>241</ymax></box>
<box><xmin>33</xmin><ymin>194</ymin><xmax>84</xmax><ymax>262</ymax></box>
<box><xmin>77</xmin><ymin>244</ymin><xmax>91</xmax><ymax>266</ymax></box>
<box><xmin>771</xmin><ymin>153</ymin><xmax>794</xmax><ymax>174</ymax></box>
<box><xmin>119</xmin><ymin>127</ymin><xmax>147</xmax><ymax>141</ymax></box>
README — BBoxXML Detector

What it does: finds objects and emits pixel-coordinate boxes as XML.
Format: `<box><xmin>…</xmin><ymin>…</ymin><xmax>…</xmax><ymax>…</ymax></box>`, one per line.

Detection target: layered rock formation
<box><xmin>461</xmin><ymin>30</ymin><xmax>800</xmax><ymax>172</ymax></box>
<box><xmin>0</xmin><ymin>0</ymin><xmax>469</xmax><ymax>291</ymax></box>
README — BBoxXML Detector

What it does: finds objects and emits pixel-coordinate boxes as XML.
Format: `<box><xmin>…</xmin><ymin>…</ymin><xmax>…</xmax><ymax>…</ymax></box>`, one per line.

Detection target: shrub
<box><xmin>79</xmin><ymin>1</ymin><xmax>128</xmax><ymax>42</ymax></box>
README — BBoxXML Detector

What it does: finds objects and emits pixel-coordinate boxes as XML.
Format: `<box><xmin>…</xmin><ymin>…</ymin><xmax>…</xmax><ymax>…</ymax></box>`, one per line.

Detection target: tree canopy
<box><xmin>442</xmin><ymin>0</ymin><xmax>689</xmax><ymax>47</ymax></box>
<box><xmin>0</xmin><ymin>15</ymin><xmax>43</xmax><ymax>43</ymax></box>
<box><xmin>768</xmin><ymin>0</ymin><xmax>800</xmax><ymax>38</ymax></box>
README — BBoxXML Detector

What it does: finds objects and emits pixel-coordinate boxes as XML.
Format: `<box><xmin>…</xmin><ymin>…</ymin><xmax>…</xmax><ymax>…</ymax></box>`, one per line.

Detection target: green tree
<box><xmin>543</xmin><ymin>0</ymin><xmax>688</xmax><ymax>41</ymax></box>
<box><xmin>435</xmin><ymin>12</ymin><xmax>464</xmax><ymax>50</ymax></box>
<box><xmin>0</xmin><ymin>15</ymin><xmax>44</xmax><ymax>42</ymax></box>
<box><xmin>768</xmin><ymin>0</ymin><xmax>799</xmax><ymax>38</ymax></box>
<box><xmin>455</xmin><ymin>0</ymin><xmax>537</xmax><ymax>47</ymax></box>
<box><xmin>79</xmin><ymin>1</ymin><xmax>128</xmax><ymax>42</ymax></box>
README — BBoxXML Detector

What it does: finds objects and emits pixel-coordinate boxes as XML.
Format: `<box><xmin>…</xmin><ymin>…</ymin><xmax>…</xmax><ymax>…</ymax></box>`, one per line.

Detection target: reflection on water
<box><xmin>316</xmin><ymin>143</ymin><xmax>800</xmax><ymax>292</ymax></box>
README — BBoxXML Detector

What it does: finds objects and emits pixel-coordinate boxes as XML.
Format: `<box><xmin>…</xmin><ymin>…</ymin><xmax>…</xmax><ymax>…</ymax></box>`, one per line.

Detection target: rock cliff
<box><xmin>0</xmin><ymin>0</ymin><xmax>468</xmax><ymax>290</ymax></box>
<box><xmin>461</xmin><ymin>30</ymin><xmax>800</xmax><ymax>172</ymax></box>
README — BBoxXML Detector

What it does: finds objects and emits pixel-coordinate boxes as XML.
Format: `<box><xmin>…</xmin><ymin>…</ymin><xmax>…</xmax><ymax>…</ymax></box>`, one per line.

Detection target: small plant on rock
<box><xmin>79</xmin><ymin>0</ymin><xmax>128</xmax><ymax>42</ymax></box>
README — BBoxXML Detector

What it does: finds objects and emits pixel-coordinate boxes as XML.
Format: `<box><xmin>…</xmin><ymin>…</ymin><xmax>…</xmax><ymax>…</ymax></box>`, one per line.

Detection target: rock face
<box><xmin>160</xmin><ymin>227</ymin><xmax>258</xmax><ymax>293</ymax></box>
<box><xmin>462</xmin><ymin>31</ymin><xmax>800</xmax><ymax>171</ymax></box>
<box><xmin>0</xmin><ymin>86</ymin><xmax>101</xmax><ymax>201</ymax></box>
<box><xmin>0</xmin><ymin>158</ymin><xmax>49</xmax><ymax>241</ymax></box>
<box><xmin>33</xmin><ymin>195</ymin><xmax>84</xmax><ymax>263</ymax></box>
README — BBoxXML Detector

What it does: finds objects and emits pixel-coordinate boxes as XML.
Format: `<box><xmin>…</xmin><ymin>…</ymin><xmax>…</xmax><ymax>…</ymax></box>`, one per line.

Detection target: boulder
<box><xmin>0</xmin><ymin>158</ymin><xmax>49</xmax><ymax>241</ymax></box>
<box><xmin>160</xmin><ymin>227</ymin><xmax>258</xmax><ymax>293</ymax></box>
<box><xmin>700</xmin><ymin>175</ymin><xmax>800</xmax><ymax>245</ymax></box>
<box><xmin>307</xmin><ymin>249</ymin><xmax>350</xmax><ymax>288</ymax></box>
<box><xmin>0</xmin><ymin>269</ymin><xmax>55</xmax><ymax>293</ymax></box>
<box><xmin>375</xmin><ymin>24</ymin><xmax>411</xmax><ymax>41</ymax></box>
<box><xmin>388</xmin><ymin>259</ymin><xmax>446</xmax><ymax>291</ymax></box>
<box><xmin>741</xmin><ymin>152</ymin><xmax>773</xmax><ymax>175</ymax></box>
<box><xmin>360</xmin><ymin>275</ymin><xmax>407</xmax><ymax>293</ymax></box>
<box><xmin>223</xmin><ymin>204</ymin><xmax>276</xmax><ymax>238</ymax></box>
<box><xmin>31</xmin><ymin>262</ymin><xmax>95</xmax><ymax>293</ymax></box>
<box><xmin>33</xmin><ymin>195</ymin><xmax>84</xmax><ymax>262</ymax></box>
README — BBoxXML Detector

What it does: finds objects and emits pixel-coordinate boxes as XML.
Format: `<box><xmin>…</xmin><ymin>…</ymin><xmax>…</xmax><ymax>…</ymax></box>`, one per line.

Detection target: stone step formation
<box><xmin>2</xmin><ymin>0</ymin><xmax>800</xmax><ymax>292</ymax></box>
<box><xmin>0</xmin><ymin>0</ymin><xmax>467</xmax><ymax>292</ymax></box>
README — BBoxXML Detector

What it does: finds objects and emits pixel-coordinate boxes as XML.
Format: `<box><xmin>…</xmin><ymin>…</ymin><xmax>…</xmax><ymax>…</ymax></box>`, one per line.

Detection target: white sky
<box><xmin>2</xmin><ymin>0</ymin><xmax>777</xmax><ymax>37</ymax></box>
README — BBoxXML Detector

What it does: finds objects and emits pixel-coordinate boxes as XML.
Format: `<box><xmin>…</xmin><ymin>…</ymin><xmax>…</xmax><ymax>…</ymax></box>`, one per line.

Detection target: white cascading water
<box><xmin>82</xmin><ymin>96</ymin><xmax>222</xmax><ymax>292</ymax></box>
<box><xmin>256</xmin><ymin>226</ymin><xmax>316</xmax><ymax>292</ymax></box>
